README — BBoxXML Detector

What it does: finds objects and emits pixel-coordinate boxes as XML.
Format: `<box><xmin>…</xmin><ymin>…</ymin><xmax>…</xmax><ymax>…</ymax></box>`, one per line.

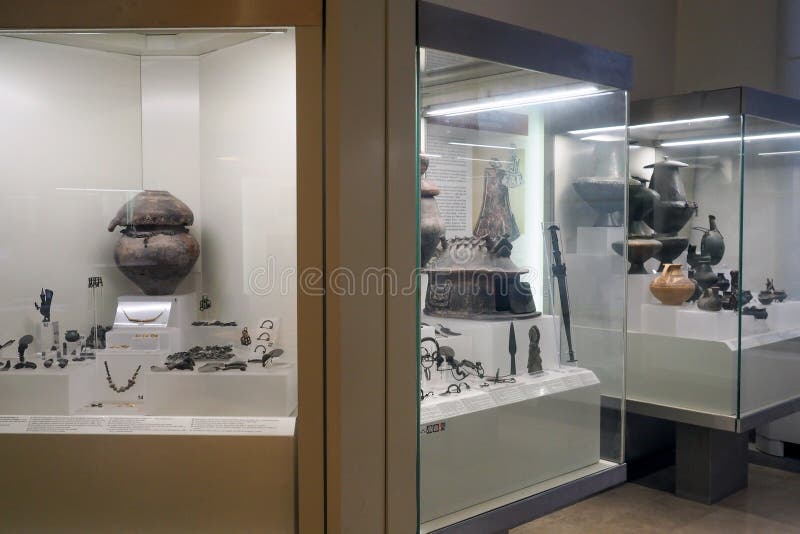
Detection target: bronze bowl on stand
<box><xmin>612</xmin><ymin>238</ymin><xmax>662</xmax><ymax>275</ymax></box>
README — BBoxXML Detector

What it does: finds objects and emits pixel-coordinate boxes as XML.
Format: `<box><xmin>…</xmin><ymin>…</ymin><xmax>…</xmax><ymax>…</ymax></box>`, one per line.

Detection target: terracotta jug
<box><xmin>650</xmin><ymin>264</ymin><xmax>695</xmax><ymax>305</ymax></box>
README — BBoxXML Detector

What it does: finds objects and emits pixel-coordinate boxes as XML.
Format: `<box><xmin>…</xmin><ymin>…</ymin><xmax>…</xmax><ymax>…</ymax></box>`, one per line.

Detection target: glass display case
<box><xmin>0</xmin><ymin>30</ymin><xmax>299</xmax><ymax>422</ymax></box>
<box><xmin>626</xmin><ymin>87</ymin><xmax>800</xmax><ymax>502</ymax></box>
<box><xmin>416</xmin><ymin>4</ymin><xmax>631</xmax><ymax>530</ymax></box>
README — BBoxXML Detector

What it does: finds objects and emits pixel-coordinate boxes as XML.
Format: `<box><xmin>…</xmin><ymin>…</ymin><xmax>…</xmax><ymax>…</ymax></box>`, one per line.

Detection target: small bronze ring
<box><xmin>254</xmin><ymin>344</ymin><xmax>268</xmax><ymax>355</ymax></box>
<box><xmin>260</xmin><ymin>320</ymin><xmax>274</xmax><ymax>329</ymax></box>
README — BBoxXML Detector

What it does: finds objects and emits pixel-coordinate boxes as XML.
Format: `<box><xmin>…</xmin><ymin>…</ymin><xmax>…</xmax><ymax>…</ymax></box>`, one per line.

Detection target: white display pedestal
<box><xmin>36</xmin><ymin>321</ymin><xmax>60</xmax><ymax>353</ymax></box>
<box><xmin>420</xmin><ymin>369</ymin><xmax>600</xmax><ymax>523</ymax></box>
<box><xmin>95</xmin><ymin>351</ymin><xmax>164</xmax><ymax>403</ymax></box>
<box><xmin>421</xmin><ymin>313</ymin><xmax>559</xmax><ymax>377</ymax></box>
<box><xmin>0</xmin><ymin>360</ymin><xmax>94</xmax><ymax>415</ymax></box>
<box><xmin>106</xmin><ymin>293</ymin><xmax>195</xmax><ymax>353</ymax></box>
<box><xmin>147</xmin><ymin>362</ymin><xmax>297</xmax><ymax>416</ymax></box>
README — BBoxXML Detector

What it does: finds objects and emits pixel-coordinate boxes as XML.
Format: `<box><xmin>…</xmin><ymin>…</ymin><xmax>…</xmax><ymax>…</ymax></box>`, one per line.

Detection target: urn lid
<box><xmin>644</xmin><ymin>156</ymin><xmax>688</xmax><ymax>169</ymax></box>
<box><xmin>108</xmin><ymin>190</ymin><xmax>194</xmax><ymax>231</ymax></box>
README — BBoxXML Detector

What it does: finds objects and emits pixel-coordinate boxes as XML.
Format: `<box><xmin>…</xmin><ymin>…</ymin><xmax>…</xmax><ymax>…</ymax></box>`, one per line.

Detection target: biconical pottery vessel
<box><xmin>573</xmin><ymin>178</ymin><xmax>625</xmax><ymax>227</ymax></box>
<box><xmin>758</xmin><ymin>291</ymin><xmax>775</xmax><ymax>305</ymax></box>
<box><xmin>693</xmin><ymin>256</ymin><xmax>717</xmax><ymax>291</ymax></box>
<box><xmin>653</xmin><ymin>235</ymin><xmax>689</xmax><ymax>272</ymax></box>
<box><xmin>650</xmin><ymin>264</ymin><xmax>696</xmax><ymax>305</ymax></box>
<box><xmin>645</xmin><ymin>157</ymin><xmax>698</xmax><ymax>235</ymax></box>
<box><xmin>612</xmin><ymin>239</ymin><xmax>661</xmax><ymax>275</ymax></box>
<box><xmin>686</xmin><ymin>271</ymin><xmax>702</xmax><ymax>302</ymax></box>
<box><xmin>697</xmin><ymin>287</ymin><xmax>722</xmax><ymax>312</ymax></box>
<box><xmin>628</xmin><ymin>176</ymin><xmax>660</xmax><ymax>237</ymax></box>
<box><xmin>108</xmin><ymin>190</ymin><xmax>199</xmax><ymax>296</ymax></box>
<box><xmin>695</xmin><ymin>215</ymin><xmax>725</xmax><ymax>266</ymax></box>
<box><xmin>419</xmin><ymin>156</ymin><xmax>446</xmax><ymax>267</ymax></box>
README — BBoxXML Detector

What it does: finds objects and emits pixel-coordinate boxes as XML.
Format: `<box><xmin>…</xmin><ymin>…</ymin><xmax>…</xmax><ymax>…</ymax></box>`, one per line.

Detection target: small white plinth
<box><xmin>36</xmin><ymin>321</ymin><xmax>60</xmax><ymax>353</ymax></box>
<box><xmin>628</xmin><ymin>274</ymin><xmax>658</xmax><ymax>332</ymax></box>
<box><xmin>106</xmin><ymin>327</ymin><xmax>182</xmax><ymax>353</ymax></box>
<box><xmin>576</xmin><ymin>226</ymin><xmax>624</xmax><ymax>256</ymax></box>
<box><xmin>0</xmin><ymin>360</ymin><xmax>94</xmax><ymax>415</ymax></box>
<box><xmin>764</xmin><ymin>301</ymin><xmax>800</xmax><ymax>331</ymax></box>
<box><xmin>676</xmin><ymin>308</ymin><xmax>739</xmax><ymax>341</ymax></box>
<box><xmin>422</xmin><ymin>314</ymin><xmax>560</xmax><ymax>377</ymax></box>
<box><xmin>146</xmin><ymin>362</ymin><xmax>297</xmax><ymax>417</ymax></box>
<box><xmin>641</xmin><ymin>303</ymin><xmax>681</xmax><ymax>336</ymax></box>
<box><xmin>96</xmin><ymin>351</ymin><xmax>164</xmax><ymax>402</ymax></box>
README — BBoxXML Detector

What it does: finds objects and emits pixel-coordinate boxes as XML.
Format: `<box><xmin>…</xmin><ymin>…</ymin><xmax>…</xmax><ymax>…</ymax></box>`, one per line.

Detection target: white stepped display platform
<box><xmin>0</xmin><ymin>360</ymin><xmax>94</xmax><ymax>415</ymax></box>
<box><xmin>419</xmin><ymin>367</ymin><xmax>600</xmax><ymax>523</ymax></box>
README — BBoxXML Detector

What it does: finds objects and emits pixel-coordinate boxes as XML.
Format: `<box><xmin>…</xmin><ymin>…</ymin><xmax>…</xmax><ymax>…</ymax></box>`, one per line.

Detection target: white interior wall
<box><xmin>0</xmin><ymin>36</ymin><xmax>143</xmax><ymax>341</ymax></box>
<box><xmin>199</xmin><ymin>31</ymin><xmax>298</xmax><ymax>361</ymax></box>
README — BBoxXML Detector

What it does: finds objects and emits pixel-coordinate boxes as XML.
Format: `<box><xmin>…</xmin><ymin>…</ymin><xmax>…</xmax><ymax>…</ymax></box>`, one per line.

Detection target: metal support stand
<box><xmin>675</xmin><ymin>422</ymin><xmax>748</xmax><ymax>504</ymax></box>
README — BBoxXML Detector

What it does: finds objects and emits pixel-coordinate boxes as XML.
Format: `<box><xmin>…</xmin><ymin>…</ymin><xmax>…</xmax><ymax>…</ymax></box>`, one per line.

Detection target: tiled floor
<box><xmin>512</xmin><ymin>464</ymin><xmax>800</xmax><ymax>533</ymax></box>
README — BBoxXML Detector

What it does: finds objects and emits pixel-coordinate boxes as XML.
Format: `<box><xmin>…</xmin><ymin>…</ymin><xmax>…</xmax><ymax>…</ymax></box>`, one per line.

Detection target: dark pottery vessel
<box><xmin>686</xmin><ymin>244</ymin><xmax>701</xmax><ymax>270</ymax></box>
<box><xmin>573</xmin><ymin>178</ymin><xmax>625</xmax><ymax>227</ymax></box>
<box><xmin>653</xmin><ymin>235</ymin><xmax>689</xmax><ymax>271</ymax></box>
<box><xmin>714</xmin><ymin>273</ymin><xmax>730</xmax><ymax>292</ymax></box>
<box><xmin>694</xmin><ymin>215</ymin><xmax>725</xmax><ymax>266</ymax></box>
<box><xmin>474</xmin><ymin>159</ymin><xmax>520</xmax><ymax>240</ymax></box>
<box><xmin>765</xmin><ymin>279</ymin><xmax>788</xmax><ymax>302</ymax></box>
<box><xmin>697</xmin><ymin>287</ymin><xmax>722</xmax><ymax>312</ymax></box>
<box><xmin>612</xmin><ymin>238</ymin><xmax>662</xmax><ymax>275</ymax></box>
<box><xmin>693</xmin><ymin>256</ymin><xmax>717</xmax><ymax>290</ymax></box>
<box><xmin>64</xmin><ymin>330</ymin><xmax>81</xmax><ymax>343</ymax></box>
<box><xmin>757</xmin><ymin>292</ymin><xmax>774</xmax><ymax>306</ymax></box>
<box><xmin>645</xmin><ymin>157</ymin><xmax>698</xmax><ymax>235</ymax></box>
<box><xmin>108</xmin><ymin>190</ymin><xmax>200</xmax><ymax>296</ymax></box>
<box><xmin>741</xmin><ymin>290</ymin><xmax>753</xmax><ymax>306</ymax></box>
<box><xmin>628</xmin><ymin>176</ymin><xmax>659</xmax><ymax>237</ymax></box>
<box><xmin>721</xmin><ymin>291</ymin><xmax>736</xmax><ymax>310</ymax></box>
<box><xmin>743</xmin><ymin>306</ymin><xmax>768</xmax><ymax>320</ymax></box>
<box><xmin>419</xmin><ymin>156</ymin><xmax>446</xmax><ymax>267</ymax></box>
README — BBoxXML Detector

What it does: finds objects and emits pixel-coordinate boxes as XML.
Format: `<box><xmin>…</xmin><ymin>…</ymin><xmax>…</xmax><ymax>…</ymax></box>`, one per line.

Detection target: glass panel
<box><xmin>627</xmin><ymin>108</ymin><xmax>743</xmax><ymax>417</ymax></box>
<box><xmin>0</xmin><ymin>31</ymin><xmax>298</xmax><ymax>430</ymax></box>
<box><xmin>417</xmin><ymin>47</ymin><xmax>626</xmax><ymax>527</ymax></box>
<box><xmin>741</xmin><ymin>115</ymin><xmax>800</xmax><ymax>419</ymax></box>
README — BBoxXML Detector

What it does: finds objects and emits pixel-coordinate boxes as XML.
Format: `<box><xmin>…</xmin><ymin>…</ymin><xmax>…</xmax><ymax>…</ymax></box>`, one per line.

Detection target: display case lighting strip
<box><xmin>757</xmin><ymin>150</ymin><xmax>800</xmax><ymax>157</ymax></box>
<box><xmin>661</xmin><ymin>131</ymin><xmax>800</xmax><ymax>147</ymax></box>
<box><xmin>424</xmin><ymin>85</ymin><xmax>607</xmax><ymax>117</ymax></box>
<box><xmin>568</xmin><ymin>115</ymin><xmax>730</xmax><ymax>136</ymax></box>
<box><xmin>456</xmin><ymin>157</ymin><xmax>513</xmax><ymax>164</ymax></box>
<box><xmin>56</xmin><ymin>187</ymin><xmax>144</xmax><ymax>193</ymax></box>
<box><xmin>448</xmin><ymin>142</ymin><xmax>517</xmax><ymax>150</ymax></box>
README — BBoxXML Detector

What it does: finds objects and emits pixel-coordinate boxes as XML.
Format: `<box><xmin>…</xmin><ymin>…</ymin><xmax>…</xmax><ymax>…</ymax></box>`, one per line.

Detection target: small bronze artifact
<box><xmin>0</xmin><ymin>339</ymin><xmax>14</xmax><ymax>351</ymax></box>
<box><xmin>694</xmin><ymin>215</ymin><xmax>725</xmax><ymax>266</ymax></box>
<box><xmin>256</xmin><ymin>331</ymin><xmax>272</xmax><ymax>341</ymax></box>
<box><xmin>15</xmin><ymin>361</ymin><xmax>36</xmax><ymax>370</ymax></box>
<box><xmin>241</xmin><ymin>327</ymin><xmax>252</xmax><ymax>346</ymax></box>
<box><xmin>439</xmin><ymin>383</ymin><xmax>470</xmax><ymax>396</ymax></box>
<box><xmin>644</xmin><ymin>158</ymin><xmax>698</xmax><ymax>235</ymax></box>
<box><xmin>87</xmin><ymin>325</ymin><xmax>110</xmax><ymax>350</ymax></box>
<box><xmin>419</xmin><ymin>155</ymin><xmax>446</xmax><ymax>267</ymax></box>
<box><xmin>435</xmin><ymin>324</ymin><xmax>460</xmax><ymax>337</ymax></box>
<box><xmin>260</xmin><ymin>319</ymin><xmax>274</xmax><ymax>329</ymax></box>
<box><xmin>612</xmin><ymin>239</ymin><xmax>662</xmax><ymax>275</ymax></box>
<box><xmin>122</xmin><ymin>309</ymin><xmax>164</xmax><ymax>324</ymax></box>
<box><xmin>198</xmin><ymin>361</ymin><xmax>247</xmax><ymax>373</ymax></box>
<box><xmin>527</xmin><ymin>326</ymin><xmax>543</xmax><ymax>375</ymax></box>
<box><xmin>508</xmin><ymin>322</ymin><xmax>517</xmax><ymax>375</ymax></box>
<box><xmin>474</xmin><ymin>158</ymin><xmax>521</xmax><ymax>240</ymax></box>
<box><xmin>108</xmin><ymin>190</ymin><xmax>200</xmax><ymax>295</ymax></box>
<box><xmin>167</xmin><ymin>345</ymin><xmax>234</xmax><ymax>362</ymax></box>
<box><xmin>766</xmin><ymin>279</ymin><xmax>787</xmax><ymax>302</ymax></box>
<box><xmin>697</xmin><ymin>288</ymin><xmax>722</xmax><ymax>312</ymax></box>
<box><xmin>714</xmin><ymin>273</ymin><xmax>730</xmax><ymax>292</ymax></box>
<box><xmin>423</xmin><ymin>235</ymin><xmax>539</xmax><ymax>319</ymax></box>
<box><xmin>34</xmin><ymin>288</ymin><xmax>53</xmax><ymax>323</ymax></box>
<box><xmin>17</xmin><ymin>335</ymin><xmax>33</xmax><ymax>362</ymax></box>
<box><xmin>1</xmin><ymin>360</ymin><xmax>10</xmax><ymax>371</ymax></box>
<box><xmin>743</xmin><ymin>306</ymin><xmax>768</xmax><ymax>320</ymax></box>
<box><xmin>548</xmin><ymin>226</ymin><xmax>576</xmax><ymax>362</ymax></box>
<box><xmin>44</xmin><ymin>359</ymin><xmax>53</xmax><ymax>368</ymax></box>
<box><xmin>248</xmin><ymin>348</ymin><xmax>284</xmax><ymax>367</ymax></box>
<box><xmin>420</xmin><ymin>389</ymin><xmax>433</xmax><ymax>401</ymax></box>
<box><xmin>199</xmin><ymin>294</ymin><xmax>212</xmax><ymax>312</ymax></box>
<box><xmin>486</xmin><ymin>368</ymin><xmax>516</xmax><ymax>384</ymax></box>
<box><xmin>57</xmin><ymin>358</ymin><xmax>68</xmax><ymax>368</ymax></box>
<box><xmin>64</xmin><ymin>330</ymin><xmax>81</xmax><ymax>343</ymax></box>
<box><xmin>104</xmin><ymin>362</ymin><xmax>142</xmax><ymax>393</ymax></box>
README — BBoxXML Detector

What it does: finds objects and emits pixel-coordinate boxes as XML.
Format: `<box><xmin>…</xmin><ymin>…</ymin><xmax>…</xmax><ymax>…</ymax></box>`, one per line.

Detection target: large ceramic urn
<box><xmin>419</xmin><ymin>156</ymin><xmax>446</xmax><ymax>267</ymax></box>
<box><xmin>645</xmin><ymin>157</ymin><xmax>697</xmax><ymax>235</ymax></box>
<box><xmin>108</xmin><ymin>190</ymin><xmax>200</xmax><ymax>296</ymax></box>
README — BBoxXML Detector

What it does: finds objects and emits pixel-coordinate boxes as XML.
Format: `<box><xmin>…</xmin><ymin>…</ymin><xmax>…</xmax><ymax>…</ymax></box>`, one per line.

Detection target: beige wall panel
<box><xmin>675</xmin><ymin>0</ymin><xmax>778</xmax><ymax>94</ymax></box>
<box><xmin>0</xmin><ymin>0</ymin><xmax>321</xmax><ymax>29</ymax></box>
<box><xmin>0</xmin><ymin>434</ymin><xmax>295</xmax><ymax>533</ymax></box>
<box><xmin>385</xmin><ymin>0</ymin><xmax>419</xmax><ymax>532</ymax></box>
<box><xmin>325</xmin><ymin>0</ymin><xmax>388</xmax><ymax>532</ymax></box>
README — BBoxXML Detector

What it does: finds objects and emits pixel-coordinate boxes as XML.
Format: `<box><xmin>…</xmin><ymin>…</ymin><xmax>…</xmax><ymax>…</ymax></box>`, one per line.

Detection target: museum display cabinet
<box><xmin>626</xmin><ymin>87</ymin><xmax>800</xmax><ymax>502</ymax></box>
<box><xmin>0</xmin><ymin>2</ymin><xmax>324</xmax><ymax>532</ymax></box>
<box><xmin>415</xmin><ymin>4</ymin><xmax>631</xmax><ymax>531</ymax></box>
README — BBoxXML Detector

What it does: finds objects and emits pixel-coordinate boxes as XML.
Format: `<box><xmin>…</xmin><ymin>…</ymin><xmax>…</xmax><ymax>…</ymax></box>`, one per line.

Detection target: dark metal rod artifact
<box><xmin>547</xmin><ymin>225</ymin><xmax>576</xmax><ymax>363</ymax></box>
<box><xmin>508</xmin><ymin>322</ymin><xmax>517</xmax><ymax>375</ymax></box>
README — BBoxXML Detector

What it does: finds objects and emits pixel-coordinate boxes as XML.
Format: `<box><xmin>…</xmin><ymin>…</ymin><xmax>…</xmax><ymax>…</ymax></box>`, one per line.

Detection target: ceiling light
<box><xmin>425</xmin><ymin>85</ymin><xmax>607</xmax><ymax>117</ymax></box>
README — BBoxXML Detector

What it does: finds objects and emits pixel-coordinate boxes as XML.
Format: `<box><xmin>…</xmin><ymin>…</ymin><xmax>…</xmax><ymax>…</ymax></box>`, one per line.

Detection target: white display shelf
<box><xmin>0</xmin><ymin>360</ymin><xmax>94</xmax><ymax>415</ymax></box>
<box><xmin>420</xmin><ymin>367</ymin><xmax>598</xmax><ymax>425</ymax></box>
